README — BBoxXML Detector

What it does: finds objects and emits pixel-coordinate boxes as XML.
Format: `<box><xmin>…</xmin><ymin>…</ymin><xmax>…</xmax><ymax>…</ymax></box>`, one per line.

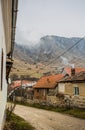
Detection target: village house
<box><xmin>33</xmin><ymin>74</ymin><xmax>64</xmax><ymax>100</ymax></box>
<box><xmin>0</xmin><ymin>0</ymin><xmax>18</xmax><ymax>129</ymax></box>
<box><xmin>58</xmin><ymin>70</ymin><xmax>85</xmax><ymax>108</ymax></box>
<box><xmin>9</xmin><ymin>80</ymin><xmax>36</xmax><ymax>101</ymax></box>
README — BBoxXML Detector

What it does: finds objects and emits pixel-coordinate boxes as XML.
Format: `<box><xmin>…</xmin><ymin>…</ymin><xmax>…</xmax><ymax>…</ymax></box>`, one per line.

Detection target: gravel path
<box><xmin>14</xmin><ymin>105</ymin><xmax>85</xmax><ymax>130</ymax></box>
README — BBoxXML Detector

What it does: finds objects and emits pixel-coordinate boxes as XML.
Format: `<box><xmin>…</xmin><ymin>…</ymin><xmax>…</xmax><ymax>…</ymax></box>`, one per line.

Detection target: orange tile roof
<box><xmin>33</xmin><ymin>74</ymin><xmax>64</xmax><ymax>89</ymax></box>
<box><xmin>64</xmin><ymin>68</ymin><xmax>85</xmax><ymax>76</ymax></box>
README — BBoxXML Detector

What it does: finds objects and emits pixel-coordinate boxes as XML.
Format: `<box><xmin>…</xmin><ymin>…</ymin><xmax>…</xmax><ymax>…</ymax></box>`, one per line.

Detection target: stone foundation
<box><xmin>15</xmin><ymin>95</ymin><xmax>85</xmax><ymax>108</ymax></box>
<box><xmin>70</xmin><ymin>96</ymin><xmax>85</xmax><ymax>108</ymax></box>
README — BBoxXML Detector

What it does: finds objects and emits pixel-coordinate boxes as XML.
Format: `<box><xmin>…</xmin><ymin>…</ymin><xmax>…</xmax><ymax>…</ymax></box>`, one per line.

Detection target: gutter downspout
<box><xmin>11</xmin><ymin>0</ymin><xmax>18</xmax><ymax>60</ymax></box>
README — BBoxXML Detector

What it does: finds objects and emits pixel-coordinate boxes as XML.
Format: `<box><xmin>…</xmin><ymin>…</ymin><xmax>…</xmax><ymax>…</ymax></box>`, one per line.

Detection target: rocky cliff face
<box><xmin>14</xmin><ymin>35</ymin><xmax>85</xmax><ymax>67</ymax></box>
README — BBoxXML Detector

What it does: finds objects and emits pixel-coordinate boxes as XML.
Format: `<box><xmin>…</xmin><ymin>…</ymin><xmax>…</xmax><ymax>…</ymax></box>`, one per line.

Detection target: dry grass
<box><xmin>10</xmin><ymin>58</ymin><xmax>53</xmax><ymax>78</ymax></box>
<box><xmin>4</xmin><ymin>110</ymin><xmax>35</xmax><ymax>130</ymax></box>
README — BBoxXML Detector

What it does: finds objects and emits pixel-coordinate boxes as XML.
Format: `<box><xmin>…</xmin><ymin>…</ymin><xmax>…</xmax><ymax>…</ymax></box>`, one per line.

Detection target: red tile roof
<box><xmin>64</xmin><ymin>68</ymin><xmax>85</xmax><ymax>76</ymax></box>
<box><xmin>10</xmin><ymin>80</ymin><xmax>35</xmax><ymax>89</ymax></box>
<box><xmin>59</xmin><ymin>71</ymin><xmax>85</xmax><ymax>82</ymax></box>
<box><xmin>33</xmin><ymin>74</ymin><xmax>64</xmax><ymax>89</ymax></box>
<box><xmin>10</xmin><ymin>80</ymin><xmax>21</xmax><ymax>89</ymax></box>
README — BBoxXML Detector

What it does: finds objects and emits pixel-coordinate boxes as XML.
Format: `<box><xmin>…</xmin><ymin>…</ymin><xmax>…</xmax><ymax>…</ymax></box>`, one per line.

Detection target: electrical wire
<box><xmin>12</xmin><ymin>36</ymin><xmax>85</xmax><ymax>77</ymax></box>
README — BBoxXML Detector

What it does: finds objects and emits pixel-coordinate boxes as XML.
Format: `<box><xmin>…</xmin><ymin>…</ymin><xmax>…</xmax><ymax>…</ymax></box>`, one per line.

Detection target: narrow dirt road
<box><xmin>14</xmin><ymin>105</ymin><xmax>85</xmax><ymax>130</ymax></box>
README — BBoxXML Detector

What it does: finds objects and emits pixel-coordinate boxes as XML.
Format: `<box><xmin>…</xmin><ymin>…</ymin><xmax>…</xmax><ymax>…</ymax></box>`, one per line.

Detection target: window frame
<box><xmin>74</xmin><ymin>87</ymin><xmax>79</xmax><ymax>95</ymax></box>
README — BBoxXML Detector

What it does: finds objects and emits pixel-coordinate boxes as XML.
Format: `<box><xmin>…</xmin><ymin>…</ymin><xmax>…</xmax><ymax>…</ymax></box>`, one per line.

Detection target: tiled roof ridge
<box><xmin>59</xmin><ymin>71</ymin><xmax>85</xmax><ymax>82</ymax></box>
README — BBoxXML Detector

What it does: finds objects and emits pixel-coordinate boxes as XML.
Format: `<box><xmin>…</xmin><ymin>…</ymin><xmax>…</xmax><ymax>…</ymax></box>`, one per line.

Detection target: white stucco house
<box><xmin>0</xmin><ymin>0</ymin><xmax>18</xmax><ymax>129</ymax></box>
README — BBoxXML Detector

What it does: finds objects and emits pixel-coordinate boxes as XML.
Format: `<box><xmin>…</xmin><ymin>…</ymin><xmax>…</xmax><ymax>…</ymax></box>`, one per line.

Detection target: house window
<box><xmin>74</xmin><ymin>87</ymin><xmax>79</xmax><ymax>95</ymax></box>
<box><xmin>0</xmin><ymin>49</ymin><xmax>4</xmax><ymax>90</ymax></box>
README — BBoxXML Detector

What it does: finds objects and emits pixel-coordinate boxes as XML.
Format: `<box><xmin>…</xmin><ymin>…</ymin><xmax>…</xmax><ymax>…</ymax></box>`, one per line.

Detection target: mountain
<box><xmin>11</xmin><ymin>35</ymin><xmax>85</xmax><ymax>78</ymax></box>
<box><xmin>13</xmin><ymin>35</ymin><xmax>85</xmax><ymax>68</ymax></box>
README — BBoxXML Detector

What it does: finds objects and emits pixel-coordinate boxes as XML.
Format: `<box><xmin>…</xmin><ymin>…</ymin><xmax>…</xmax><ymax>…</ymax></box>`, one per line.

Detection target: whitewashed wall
<box><xmin>0</xmin><ymin>0</ymin><xmax>7</xmax><ymax>129</ymax></box>
<box><xmin>58</xmin><ymin>83</ymin><xmax>65</xmax><ymax>93</ymax></box>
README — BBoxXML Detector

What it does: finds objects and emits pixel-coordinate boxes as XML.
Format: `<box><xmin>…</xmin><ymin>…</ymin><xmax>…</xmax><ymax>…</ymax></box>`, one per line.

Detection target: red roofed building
<box><xmin>33</xmin><ymin>74</ymin><xmax>64</xmax><ymax>100</ymax></box>
<box><xmin>64</xmin><ymin>67</ymin><xmax>85</xmax><ymax>76</ymax></box>
<box><xmin>9</xmin><ymin>80</ymin><xmax>36</xmax><ymax>89</ymax></box>
<box><xmin>8</xmin><ymin>80</ymin><xmax>36</xmax><ymax>98</ymax></box>
<box><xmin>11</xmin><ymin>80</ymin><xmax>21</xmax><ymax>89</ymax></box>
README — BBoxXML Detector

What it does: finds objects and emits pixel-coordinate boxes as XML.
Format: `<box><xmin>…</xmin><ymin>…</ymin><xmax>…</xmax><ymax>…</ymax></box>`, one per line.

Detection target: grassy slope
<box><xmin>10</xmin><ymin>58</ymin><xmax>60</xmax><ymax>78</ymax></box>
<box><xmin>4</xmin><ymin>111</ymin><xmax>35</xmax><ymax>130</ymax></box>
<box><xmin>10</xmin><ymin>58</ymin><xmax>45</xmax><ymax>78</ymax></box>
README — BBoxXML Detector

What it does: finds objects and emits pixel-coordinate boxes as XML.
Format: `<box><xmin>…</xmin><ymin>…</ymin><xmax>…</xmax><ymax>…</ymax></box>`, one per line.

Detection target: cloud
<box><xmin>24</xmin><ymin>29</ymin><xmax>44</xmax><ymax>43</ymax></box>
<box><xmin>15</xmin><ymin>28</ymin><xmax>44</xmax><ymax>45</ymax></box>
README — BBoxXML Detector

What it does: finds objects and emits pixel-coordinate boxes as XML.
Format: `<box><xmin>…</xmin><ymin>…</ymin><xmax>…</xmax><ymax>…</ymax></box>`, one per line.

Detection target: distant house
<box><xmin>8</xmin><ymin>80</ymin><xmax>36</xmax><ymax>101</ymax></box>
<box><xmin>9</xmin><ymin>80</ymin><xmax>36</xmax><ymax>90</ymax></box>
<box><xmin>58</xmin><ymin>70</ymin><xmax>85</xmax><ymax>108</ymax></box>
<box><xmin>33</xmin><ymin>74</ymin><xmax>64</xmax><ymax>100</ymax></box>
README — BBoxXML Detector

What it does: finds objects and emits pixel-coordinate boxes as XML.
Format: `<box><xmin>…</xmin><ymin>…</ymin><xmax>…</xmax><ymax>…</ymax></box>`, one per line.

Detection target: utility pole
<box><xmin>21</xmin><ymin>77</ymin><xmax>23</xmax><ymax>102</ymax></box>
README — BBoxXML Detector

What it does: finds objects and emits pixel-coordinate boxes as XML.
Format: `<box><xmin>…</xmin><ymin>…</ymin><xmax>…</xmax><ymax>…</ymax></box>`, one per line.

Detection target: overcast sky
<box><xmin>16</xmin><ymin>0</ymin><xmax>85</xmax><ymax>45</ymax></box>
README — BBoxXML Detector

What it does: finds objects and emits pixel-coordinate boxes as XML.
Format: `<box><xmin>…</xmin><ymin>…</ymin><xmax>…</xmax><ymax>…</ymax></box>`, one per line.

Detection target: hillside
<box><xmin>11</xmin><ymin>35</ymin><xmax>85</xmax><ymax>78</ymax></box>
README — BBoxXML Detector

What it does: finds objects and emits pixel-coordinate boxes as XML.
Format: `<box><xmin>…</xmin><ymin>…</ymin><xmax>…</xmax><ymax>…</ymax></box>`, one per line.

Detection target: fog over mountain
<box><xmin>14</xmin><ymin>35</ymin><xmax>85</xmax><ymax>68</ymax></box>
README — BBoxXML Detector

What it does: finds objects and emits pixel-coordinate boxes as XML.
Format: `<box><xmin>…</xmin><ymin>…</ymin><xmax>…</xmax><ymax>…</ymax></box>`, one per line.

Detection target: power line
<box><xmin>69</xmin><ymin>55</ymin><xmax>85</xmax><ymax>67</ymax></box>
<box><xmin>12</xmin><ymin>36</ymin><xmax>85</xmax><ymax>77</ymax></box>
<box><xmin>44</xmin><ymin>36</ymin><xmax>85</xmax><ymax>67</ymax></box>
<box><xmin>11</xmin><ymin>57</ymin><xmax>85</xmax><ymax>75</ymax></box>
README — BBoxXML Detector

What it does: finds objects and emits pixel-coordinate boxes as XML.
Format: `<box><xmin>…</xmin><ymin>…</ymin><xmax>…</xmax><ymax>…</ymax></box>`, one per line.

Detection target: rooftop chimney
<box><xmin>71</xmin><ymin>64</ymin><xmax>75</xmax><ymax>76</ymax></box>
<box><xmin>71</xmin><ymin>64</ymin><xmax>74</xmax><ymax>68</ymax></box>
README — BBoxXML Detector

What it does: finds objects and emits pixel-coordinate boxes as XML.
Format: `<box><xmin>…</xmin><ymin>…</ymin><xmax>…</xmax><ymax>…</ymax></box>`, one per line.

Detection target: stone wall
<box><xmin>70</xmin><ymin>96</ymin><xmax>85</xmax><ymax>108</ymax></box>
<box><xmin>15</xmin><ymin>95</ymin><xmax>85</xmax><ymax>108</ymax></box>
<box><xmin>47</xmin><ymin>96</ymin><xmax>64</xmax><ymax>107</ymax></box>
